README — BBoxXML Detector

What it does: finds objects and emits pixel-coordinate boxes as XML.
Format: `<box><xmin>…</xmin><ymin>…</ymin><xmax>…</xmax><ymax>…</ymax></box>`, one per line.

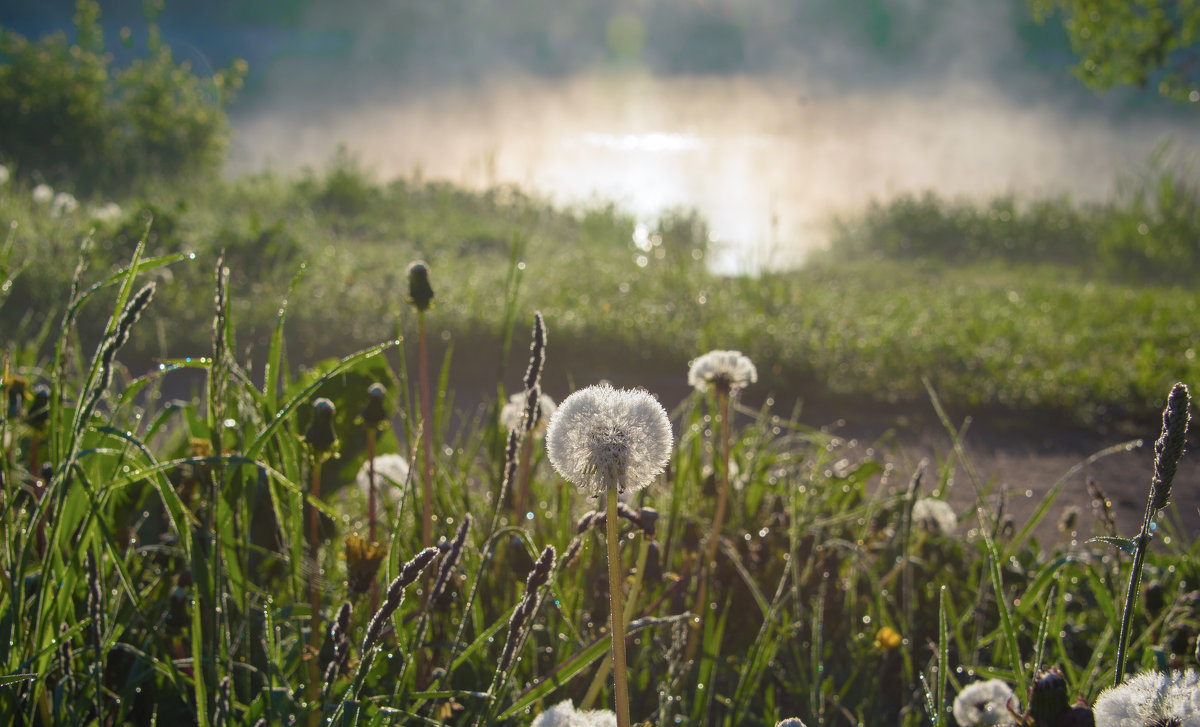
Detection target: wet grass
<box><xmin>0</xmin><ymin>229</ymin><xmax>1197</xmax><ymax>725</ymax></box>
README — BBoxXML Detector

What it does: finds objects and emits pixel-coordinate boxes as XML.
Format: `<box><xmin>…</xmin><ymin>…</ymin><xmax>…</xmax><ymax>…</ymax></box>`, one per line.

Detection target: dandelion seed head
<box><xmin>1093</xmin><ymin>669</ymin><xmax>1200</xmax><ymax>727</ymax></box>
<box><xmin>688</xmin><ymin>349</ymin><xmax>757</xmax><ymax>392</ymax></box>
<box><xmin>912</xmin><ymin>497</ymin><xmax>957</xmax><ymax>535</ymax></box>
<box><xmin>0</xmin><ymin>164</ymin><xmax>9</xmax><ymax>185</ymax></box>
<box><xmin>776</xmin><ymin>719</ymin><xmax>808</xmax><ymax>727</ymax></box>
<box><xmin>51</xmin><ymin>192</ymin><xmax>78</xmax><ymax>217</ymax></box>
<box><xmin>530</xmin><ymin>699</ymin><xmax>617</xmax><ymax>727</ymax></box>
<box><xmin>32</xmin><ymin>183</ymin><xmax>53</xmax><ymax>205</ymax></box>
<box><xmin>952</xmin><ymin>679</ymin><xmax>1017</xmax><ymax>727</ymax></box>
<box><xmin>500</xmin><ymin>391</ymin><xmax>557</xmax><ymax>433</ymax></box>
<box><xmin>545</xmin><ymin>383</ymin><xmax>672</xmax><ymax>496</ymax></box>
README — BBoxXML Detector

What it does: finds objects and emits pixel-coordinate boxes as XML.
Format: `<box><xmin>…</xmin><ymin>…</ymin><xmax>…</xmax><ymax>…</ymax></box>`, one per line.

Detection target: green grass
<box><xmin>0</xmin><ymin>226</ymin><xmax>1198</xmax><ymax>725</ymax></box>
<box><xmin>3</xmin><ymin>158</ymin><xmax>1199</xmax><ymax>432</ymax></box>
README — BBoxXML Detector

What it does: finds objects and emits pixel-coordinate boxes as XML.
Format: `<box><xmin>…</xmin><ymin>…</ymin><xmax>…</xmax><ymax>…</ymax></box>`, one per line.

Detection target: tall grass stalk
<box><xmin>1113</xmin><ymin>382</ymin><xmax>1190</xmax><ymax>685</ymax></box>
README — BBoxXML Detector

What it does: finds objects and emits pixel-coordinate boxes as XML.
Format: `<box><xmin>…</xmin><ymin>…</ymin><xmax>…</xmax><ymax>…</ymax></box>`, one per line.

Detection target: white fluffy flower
<box><xmin>32</xmin><ymin>183</ymin><xmax>53</xmax><ymax>204</ymax></box>
<box><xmin>952</xmin><ymin>679</ymin><xmax>1017</xmax><ymax>726</ymax></box>
<box><xmin>1093</xmin><ymin>669</ymin><xmax>1200</xmax><ymax>727</ymax></box>
<box><xmin>500</xmin><ymin>391</ymin><xmax>557</xmax><ymax>434</ymax></box>
<box><xmin>350</xmin><ymin>453</ymin><xmax>411</xmax><ymax>510</ymax></box>
<box><xmin>0</xmin><ymin>164</ymin><xmax>9</xmax><ymax>185</ymax></box>
<box><xmin>545</xmin><ymin>383</ymin><xmax>673</xmax><ymax>496</ymax></box>
<box><xmin>51</xmin><ymin>191</ymin><xmax>78</xmax><ymax>217</ymax></box>
<box><xmin>530</xmin><ymin>699</ymin><xmax>617</xmax><ymax>727</ymax></box>
<box><xmin>91</xmin><ymin>201</ymin><xmax>122</xmax><ymax>222</ymax></box>
<box><xmin>776</xmin><ymin>719</ymin><xmax>808</xmax><ymax>727</ymax></box>
<box><xmin>688</xmin><ymin>349</ymin><xmax>757</xmax><ymax>392</ymax></box>
<box><xmin>912</xmin><ymin>497</ymin><xmax>957</xmax><ymax>535</ymax></box>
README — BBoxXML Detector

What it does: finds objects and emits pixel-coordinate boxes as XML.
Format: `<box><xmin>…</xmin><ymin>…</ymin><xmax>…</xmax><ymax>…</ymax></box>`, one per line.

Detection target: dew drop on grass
<box><xmin>525</xmin><ymin>512</ymin><xmax>534</xmax><ymax>521</ymax></box>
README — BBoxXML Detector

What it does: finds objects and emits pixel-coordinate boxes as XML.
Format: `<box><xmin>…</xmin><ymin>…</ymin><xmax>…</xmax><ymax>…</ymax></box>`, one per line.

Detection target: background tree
<box><xmin>1031</xmin><ymin>0</ymin><xmax>1200</xmax><ymax>104</ymax></box>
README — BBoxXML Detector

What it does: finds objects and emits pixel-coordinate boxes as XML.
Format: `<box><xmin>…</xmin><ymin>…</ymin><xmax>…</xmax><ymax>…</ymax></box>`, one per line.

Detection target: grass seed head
<box><xmin>1150</xmin><ymin>382</ymin><xmax>1190</xmax><ymax>512</ymax></box>
<box><xmin>524</xmin><ymin>311</ymin><xmax>547</xmax><ymax>391</ymax></box>
<box><xmin>407</xmin><ymin>260</ymin><xmax>435</xmax><ymax>312</ymax></box>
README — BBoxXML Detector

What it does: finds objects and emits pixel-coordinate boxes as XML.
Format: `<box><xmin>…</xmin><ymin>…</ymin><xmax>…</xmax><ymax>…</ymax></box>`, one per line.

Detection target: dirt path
<box><xmin>809</xmin><ymin>403</ymin><xmax>1200</xmax><ymax>547</ymax></box>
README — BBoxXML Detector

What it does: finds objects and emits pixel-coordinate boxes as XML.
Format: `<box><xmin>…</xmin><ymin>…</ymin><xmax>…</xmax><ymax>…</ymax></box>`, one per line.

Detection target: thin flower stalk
<box><xmin>1114</xmin><ymin>382</ymin><xmax>1190</xmax><ymax>685</ymax></box>
<box><xmin>408</xmin><ymin>261</ymin><xmax>437</xmax><ymax>548</ymax></box>
<box><xmin>606</xmin><ymin>486</ymin><xmax>631</xmax><ymax>727</ymax></box>
<box><xmin>545</xmin><ymin>383</ymin><xmax>672</xmax><ymax>727</ymax></box>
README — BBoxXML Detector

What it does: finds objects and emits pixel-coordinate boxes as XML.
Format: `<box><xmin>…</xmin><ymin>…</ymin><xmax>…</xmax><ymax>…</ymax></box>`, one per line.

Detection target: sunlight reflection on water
<box><xmin>233</xmin><ymin>73</ymin><xmax>1200</xmax><ymax>275</ymax></box>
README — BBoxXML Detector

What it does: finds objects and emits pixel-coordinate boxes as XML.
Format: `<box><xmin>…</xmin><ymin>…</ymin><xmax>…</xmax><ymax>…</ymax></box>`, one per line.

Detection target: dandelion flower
<box><xmin>912</xmin><ymin>497</ymin><xmax>957</xmax><ymax>535</ymax></box>
<box><xmin>0</xmin><ymin>164</ymin><xmax>9</xmax><ymax>185</ymax></box>
<box><xmin>687</xmin><ymin>349</ymin><xmax>757</xmax><ymax>393</ymax></box>
<box><xmin>1093</xmin><ymin>669</ymin><xmax>1200</xmax><ymax>727</ymax></box>
<box><xmin>776</xmin><ymin>720</ymin><xmax>808</xmax><ymax>727</ymax></box>
<box><xmin>530</xmin><ymin>699</ymin><xmax>617</xmax><ymax>727</ymax></box>
<box><xmin>32</xmin><ymin>183</ymin><xmax>53</xmax><ymax>205</ymax></box>
<box><xmin>51</xmin><ymin>192</ymin><xmax>78</xmax><ymax>217</ymax></box>
<box><xmin>500</xmin><ymin>391</ymin><xmax>557</xmax><ymax>433</ymax></box>
<box><xmin>874</xmin><ymin>626</ymin><xmax>901</xmax><ymax>651</ymax></box>
<box><xmin>953</xmin><ymin>679</ymin><xmax>1018</xmax><ymax>727</ymax></box>
<box><xmin>545</xmin><ymin>383</ymin><xmax>673</xmax><ymax>496</ymax></box>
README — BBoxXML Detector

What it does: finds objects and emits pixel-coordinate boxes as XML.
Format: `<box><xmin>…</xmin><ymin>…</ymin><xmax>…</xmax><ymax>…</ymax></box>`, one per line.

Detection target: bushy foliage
<box><xmin>826</xmin><ymin>151</ymin><xmax>1200</xmax><ymax>284</ymax></box>
<box><xmin>0</xmin><ymin>0</ymin><xmax>245</xmax><ymax>194</ymax></box>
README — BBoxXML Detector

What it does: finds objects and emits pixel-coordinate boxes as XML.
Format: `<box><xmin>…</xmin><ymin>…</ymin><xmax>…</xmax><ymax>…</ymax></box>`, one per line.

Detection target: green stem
<box><xmin>1114</xmin><ymin>497</ymin><xmax>1156</xmax><ymax>685</ymax></box>
<box><xmin>607</xmin><ymin>487</ymin><xmax>631</xmax><ymax>727</ymax></box>
<box><xmin>417</xmin><ymin>312</ymin><xmax>434</xmax><ymax>548</ymax></box>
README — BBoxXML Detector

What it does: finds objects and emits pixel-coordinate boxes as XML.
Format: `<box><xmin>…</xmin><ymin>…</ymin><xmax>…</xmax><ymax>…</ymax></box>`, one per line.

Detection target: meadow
<box><xmin>1</xmin><ymin>155</ymin><xmax>1199</xmax><ymax>726</ymax></box>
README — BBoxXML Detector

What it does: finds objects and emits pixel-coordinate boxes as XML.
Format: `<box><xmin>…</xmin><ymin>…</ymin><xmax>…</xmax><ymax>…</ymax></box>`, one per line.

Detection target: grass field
<box><xmin>1</xmin><ymin>161</ymin><xmax>1199</xmax><ymax>725</ymax></box>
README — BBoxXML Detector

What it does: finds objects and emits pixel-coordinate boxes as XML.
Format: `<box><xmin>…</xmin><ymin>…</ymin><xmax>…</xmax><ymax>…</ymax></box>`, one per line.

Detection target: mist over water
<box><xmin>224</xmin><ymin>1</ymin><xmax>1200</xmax><ymax>273</ymax></box>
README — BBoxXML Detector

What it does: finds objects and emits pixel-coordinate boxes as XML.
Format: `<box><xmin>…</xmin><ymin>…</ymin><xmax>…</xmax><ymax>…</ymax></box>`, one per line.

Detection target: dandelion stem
<box><xmin>607</xmin><ymin>486</ymin><xmax>632</xmax><ymax>727</ymax></box>
<box><xmin>417</xmin><ymin>311</ymin><xmax>434</xmax><ymax>547</ymax></box>
<box><xmin>307</xmin><ymin>459</ymin><xmax>323</xmax><ymax>720</ymax></box>
<box><xmin>692</xmin><ymin>386</ymin><xmax>731</xmax><ymax>654</ymax></box>
<box><xmin>367</xmin><ymin>427</ymin><xmax>377</xmax><ymax>544</ymax></box>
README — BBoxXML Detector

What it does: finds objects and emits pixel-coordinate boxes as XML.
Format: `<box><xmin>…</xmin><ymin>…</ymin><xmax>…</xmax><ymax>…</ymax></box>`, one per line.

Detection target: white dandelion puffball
<box><xmin>352</xmin><ymin>453</ymin><xmax>411</xmax><ymax>506</ymax></box>
<box><xmin>530</xmin><ymin>699</ymin><xmax>617</xmax><ymax>727</ymax></box>
<box><xmin>1093</xmin><ymin>669</ymin><xmax>1200</xmax><ymax>727</ymax></box>
<box><xmin>51</xmin><ymin>192</ymin><xmax>78</xmax><ymax>217</ymax></box>
<box><xmin>912</xmin><ymin>497</ymin><xmax>957</xmax><ymax>535</ymax></box>
<box><xmin>688</xmin><ymin>349</ymin><xmax>757</xmax><ymax>392</ymax></box>
<box><xmin>32</xmin><ymin>183</ymin><xmax>53</xmax><ymax>204</ymax></box>
<box><xmin>92</xmin><ymin>201</ymin><xmax>122</xmax><ymax>223</ymax></box>
<box><xmin>545</xmin><ymin>383</ymin><xmax>673</xmax><ymax>496</ymax></box>
<box><xmin>500</xmin><ymin>391</ymin><xmax>557</xmax><ymax>433</ymax></box>
<box><xmin>952</xmin><ymin>679</ymin><xmax>1017</xmax><ymax>727</ymax></box>
<box><xmin>0</xmin><ymin>164</ymin><xmax>9</xmax><ymax>185</ymax></box>
<box><xmin>776</xmin><ymin>719</ymin><xmax>808</xmax><ymax>727</ymax></box>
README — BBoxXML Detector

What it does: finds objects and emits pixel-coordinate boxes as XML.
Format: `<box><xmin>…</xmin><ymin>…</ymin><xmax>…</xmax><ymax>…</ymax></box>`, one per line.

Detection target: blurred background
<box><xmin>5</xmin><ymin>0</ymin><xmax>1198</xmax><ymax>273</ymax></box>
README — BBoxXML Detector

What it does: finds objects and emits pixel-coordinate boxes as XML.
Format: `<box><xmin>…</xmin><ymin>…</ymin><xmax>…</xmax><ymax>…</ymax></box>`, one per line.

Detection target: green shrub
<box><xmin>0</xmin><ymin>0</ymin><xmax>245</xmax><ymax>193</ymax></box>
